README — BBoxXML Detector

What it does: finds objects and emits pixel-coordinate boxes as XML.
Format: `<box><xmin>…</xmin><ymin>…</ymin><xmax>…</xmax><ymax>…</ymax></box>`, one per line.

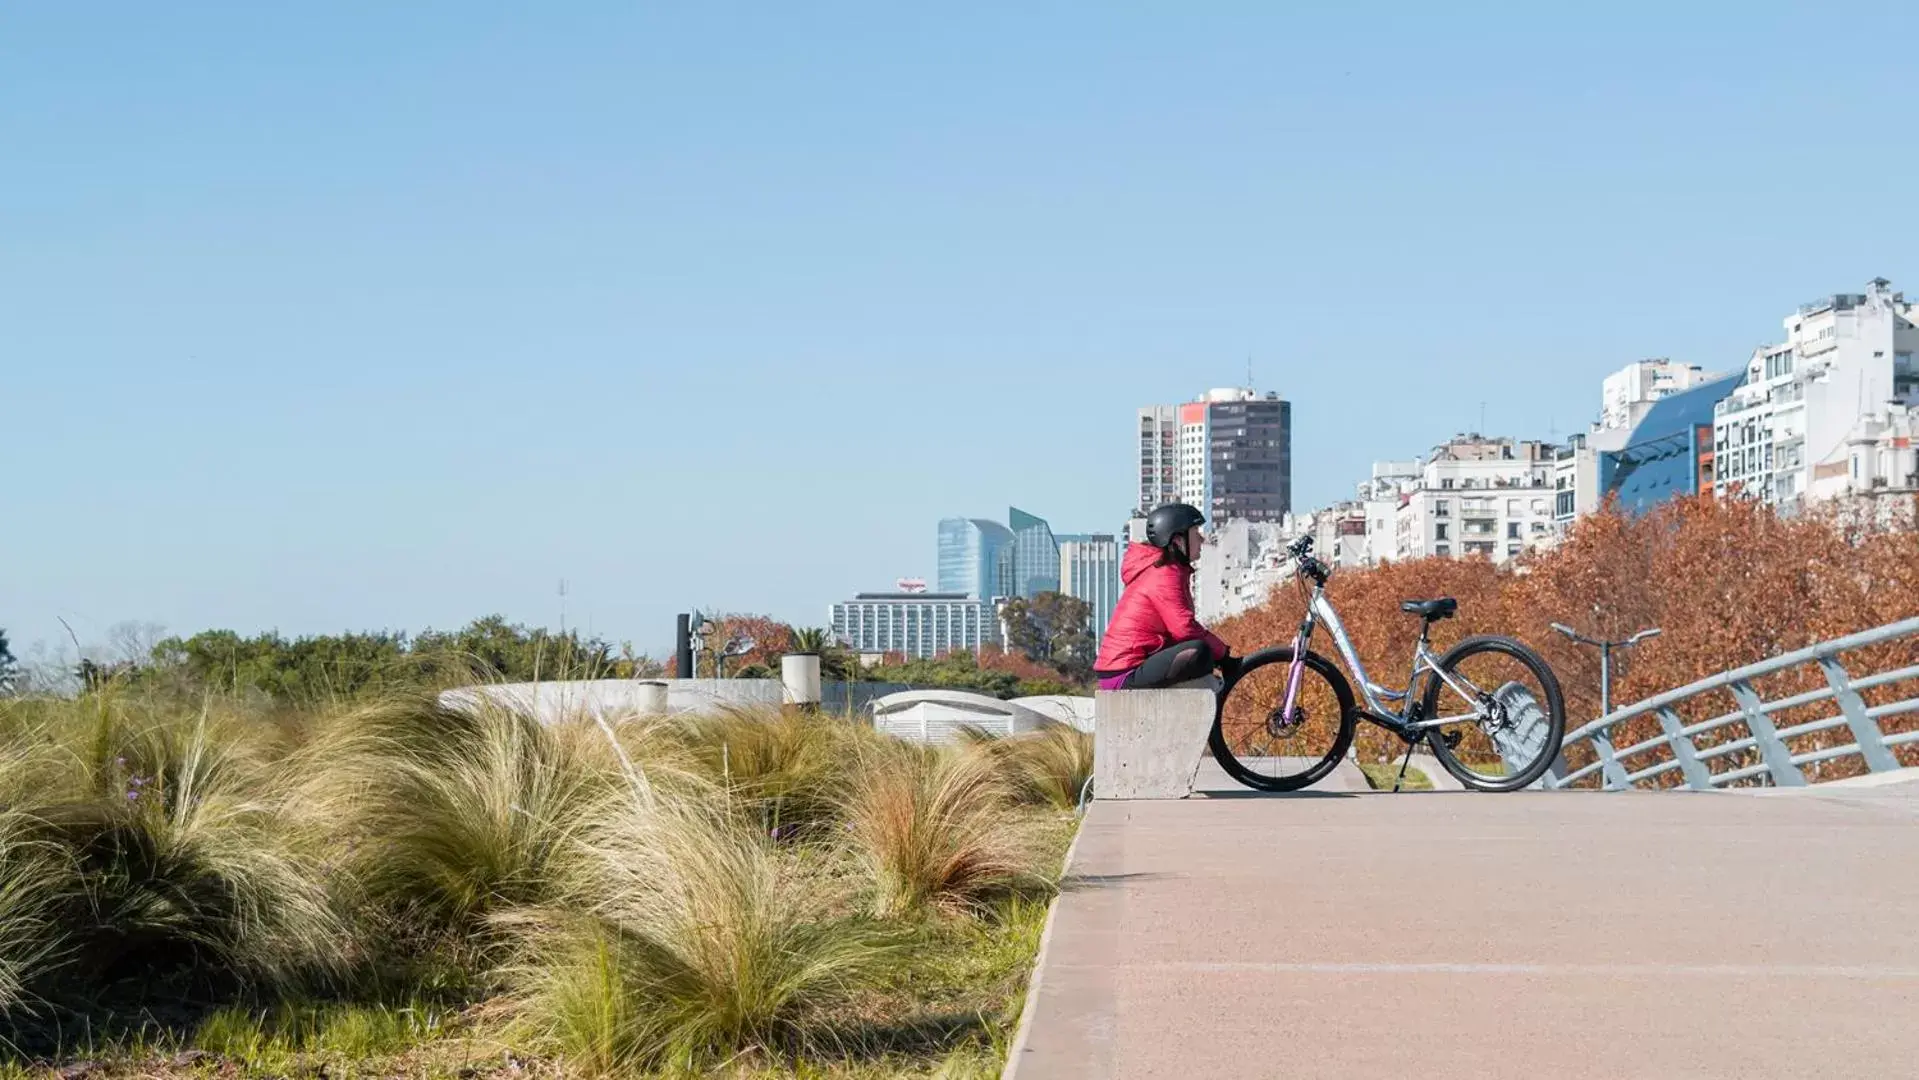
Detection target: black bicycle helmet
<box><xmin>1144</xmin><ymin>502</ymin><xmax>1206</xmax><ymax>554</ymax></box>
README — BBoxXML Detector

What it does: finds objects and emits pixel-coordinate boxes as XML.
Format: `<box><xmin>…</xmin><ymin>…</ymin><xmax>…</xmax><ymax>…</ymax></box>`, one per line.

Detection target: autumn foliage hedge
<box><xmin>1214</xmin><ymin>495</ymin><xmax>1919</xmax><ymax>784</ymax></box>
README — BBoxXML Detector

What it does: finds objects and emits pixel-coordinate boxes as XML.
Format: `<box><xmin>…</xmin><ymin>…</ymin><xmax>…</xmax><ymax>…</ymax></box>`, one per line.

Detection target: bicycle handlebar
<box><xmin>1283</xmin><ymin>534</ymin><xmax>1332</xmax><ymax>586</ymax></box>
<box><xmin>1298</xmin><ymin>554</ymin><xmax>1331</xmax><ymax>586</ymax></box>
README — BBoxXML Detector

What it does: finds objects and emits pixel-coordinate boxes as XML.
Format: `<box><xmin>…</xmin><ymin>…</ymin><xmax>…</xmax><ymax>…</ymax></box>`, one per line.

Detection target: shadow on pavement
<box><xmin>1191</xmin><ymin>789</ymin><xmax>1366</xmax><ymax>800</ymax></box>
<box><xmin>1058</xmin><ymin>871</ymin><xmax>1175</xmax><ymax>892</ymax></box>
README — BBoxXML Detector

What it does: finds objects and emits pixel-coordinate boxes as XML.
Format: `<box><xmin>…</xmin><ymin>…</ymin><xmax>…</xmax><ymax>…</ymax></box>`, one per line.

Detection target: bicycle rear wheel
<box><xmin>1420</xmin><ymin>635</ymin><xmax>1566</xmax><ymax>792</ymax></box>
<box><xmin>1210</xmin><ymin>648</ymin><xmax>1357</xmax><ymax>791</ymax></box>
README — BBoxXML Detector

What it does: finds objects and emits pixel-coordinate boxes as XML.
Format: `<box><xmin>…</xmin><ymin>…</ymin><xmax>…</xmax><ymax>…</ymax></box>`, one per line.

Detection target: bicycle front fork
<box><xmin>1279</xmin><ymin>633</ymin><xmax>1307</xmax><ymax>722</ymax></box>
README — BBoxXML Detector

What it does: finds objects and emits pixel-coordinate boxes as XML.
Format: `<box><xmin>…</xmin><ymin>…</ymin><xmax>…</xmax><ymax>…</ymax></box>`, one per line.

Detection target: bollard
<box><xmin>781</xmin><ymin>654</ymin><xmax>822</xmax><ymax>708</ymax></box>
<box><xmin>1092</xmin><ymin>689</ymin><xmax>1216</xmax><ymax>799</ymax></box>
<box><xmin>635</xmin><ymin>680</ymin><xmax>669</xmax><ymax>715</ymax></box>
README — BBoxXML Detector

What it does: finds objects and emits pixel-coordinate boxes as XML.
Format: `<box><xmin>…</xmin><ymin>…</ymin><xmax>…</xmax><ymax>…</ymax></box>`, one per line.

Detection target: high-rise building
<box><xmin>1600</xmin><ymin>360</ymin><xmax>1716</xmax><ymax>433</ymax></box>
<box><xmin>1057</xmin><ymin>533</ymin><xmax>1121</xmax><ymax>640</ymax></box>
<box><xmin>1598</xmin><ymin>374</ymin><xmax>1740</xmax><ymax>515</ymax></box>
<box><xmin>1007</xmin><ymin>507</ymin><xmax>1060</xmax><ymax>598</ymax></box>
<box><xmin>830</xmin><ymin>592</ymin><xmax>1001</xmax><ymax>659</ymax></box>
<box><xmin>1136</xmin><ymin>406</ymin><xmax>1180</xmax><ymax>514</ymax></box>
<box><xmin>1148</xmin><ymin>387</ymin><xmax>1292</xmax><ymax>525</ymax></box>
<box><xmin>936</xmin><ymin>518</ymin><xmax>1014</xmax><ymax>600</ymax></box>
<box><xmin>1715</xmin><ymin>278</ymin><xmax>1918</xmax><ymax>512</ymax></box>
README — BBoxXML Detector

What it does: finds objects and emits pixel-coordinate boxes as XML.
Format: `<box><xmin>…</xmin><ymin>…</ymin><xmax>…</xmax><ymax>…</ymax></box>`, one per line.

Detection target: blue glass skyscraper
<box><xmin>1007</xmin><ymin>507</ymin><xmax>1060</xmax><ymax>598</ymax></box>
<box><xmin>937</xmin><ymin>518</ymin><xmax>1015</xmax><ymax>600</ymax></box>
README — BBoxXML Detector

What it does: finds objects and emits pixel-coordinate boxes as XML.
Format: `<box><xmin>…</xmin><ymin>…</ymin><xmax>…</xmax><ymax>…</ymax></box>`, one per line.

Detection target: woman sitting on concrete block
<box><xmin>1092</xmin><ymin>503</ymin><xmax>1235</xmax><ymax>691</ymax></box>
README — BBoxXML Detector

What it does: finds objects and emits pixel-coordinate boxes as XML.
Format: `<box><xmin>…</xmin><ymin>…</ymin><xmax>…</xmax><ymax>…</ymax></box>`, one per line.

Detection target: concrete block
<box><xmin>1093</xmin><ymin>689</ymin><xmax>1217</xmax><ymax>799</ymax></box>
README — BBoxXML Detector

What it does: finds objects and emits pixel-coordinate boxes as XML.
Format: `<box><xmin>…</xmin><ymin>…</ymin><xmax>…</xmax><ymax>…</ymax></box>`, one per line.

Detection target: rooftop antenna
<box><xmin>558</xmin><ymin>578</ymin><xmax>568</xmax><ymax>636</ymax></box>
<box><xmin>1246</xmin><ymin>354</ymin><xmax>1254</xmax><ymax>390</ymax></box>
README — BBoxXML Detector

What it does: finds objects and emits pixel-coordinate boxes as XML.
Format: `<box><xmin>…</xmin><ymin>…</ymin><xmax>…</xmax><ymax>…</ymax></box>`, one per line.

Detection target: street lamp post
<box><xmin>715</xmin><ymin>636</ymin><xmax>756</xmax><ymax>679</ymax></box>
<box><xmin>689</xmin><ymin>615</ymin><xmax>718</xmax><ymax>679</ymax></box>
<box><xmin>1550</xmin><ymin>623</ymin><xmax>1662</xmax><ymax>717</ymax></box>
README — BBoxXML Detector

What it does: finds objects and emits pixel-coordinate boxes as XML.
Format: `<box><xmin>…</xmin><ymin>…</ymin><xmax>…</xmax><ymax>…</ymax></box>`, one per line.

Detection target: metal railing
<box><xmin>1547</xmin><ymin>615</ymin><xmax>1919</xmax><ymax>791</ymax></box>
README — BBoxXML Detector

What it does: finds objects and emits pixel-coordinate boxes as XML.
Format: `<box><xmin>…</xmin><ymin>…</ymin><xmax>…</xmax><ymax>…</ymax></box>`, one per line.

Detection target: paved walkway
<box><xmin>1007</xmin><ymin>779</ymin><xmax>1919</xmax><ymax>1079</ymax></box>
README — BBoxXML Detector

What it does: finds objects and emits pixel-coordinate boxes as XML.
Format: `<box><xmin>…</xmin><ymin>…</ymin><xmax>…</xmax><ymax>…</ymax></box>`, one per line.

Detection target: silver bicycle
<box><xmin>1210</xmin><ymin>535</ymin><xmax>1566</xmax><ymax>792</ymax></box>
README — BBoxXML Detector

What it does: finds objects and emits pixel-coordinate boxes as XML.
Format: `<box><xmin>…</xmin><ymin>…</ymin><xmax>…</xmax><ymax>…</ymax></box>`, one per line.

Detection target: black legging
<box><xmin>1111</xmin><ymin>639</ymin><xmax>1217</xmax><ymax>689</ymax></box>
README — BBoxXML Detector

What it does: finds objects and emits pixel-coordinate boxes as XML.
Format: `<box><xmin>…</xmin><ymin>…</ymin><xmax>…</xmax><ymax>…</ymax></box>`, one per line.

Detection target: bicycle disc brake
<box><xmin>1265</xmin><ymin>704</ymin><xmax>1307</xmax><ymax>740</ymax></box>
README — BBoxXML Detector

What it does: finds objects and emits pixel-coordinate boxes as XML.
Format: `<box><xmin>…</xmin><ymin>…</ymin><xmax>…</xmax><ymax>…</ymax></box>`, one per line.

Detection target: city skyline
<box><xmin>6</xmin><ymin>6</ymin><xmax>1917</xmax><ymax>659</ymax></box>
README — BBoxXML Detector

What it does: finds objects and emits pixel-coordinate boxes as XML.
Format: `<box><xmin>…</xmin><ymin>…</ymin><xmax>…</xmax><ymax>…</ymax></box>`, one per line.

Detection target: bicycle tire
<box><xmin>1210</xmin><ymin>647</ymin><xmax>1358</xmax><ymax>792</ymax></box>
<box><xmin>1420</xmin><ymin>635</ymin><xmax>1566</xmax><ymax>792</ymax></box>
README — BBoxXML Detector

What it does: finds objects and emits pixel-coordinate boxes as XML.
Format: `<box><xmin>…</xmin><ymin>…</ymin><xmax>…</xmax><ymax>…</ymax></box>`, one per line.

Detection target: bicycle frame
<box><xmin>1280</xmin><ymin>582</ymin><xmax>1494</xmax><ymax>740</ymax></box>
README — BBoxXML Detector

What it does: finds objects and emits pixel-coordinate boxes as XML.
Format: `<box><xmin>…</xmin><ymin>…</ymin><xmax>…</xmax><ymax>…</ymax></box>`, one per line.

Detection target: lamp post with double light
<box><xmin>1550</xmin><ymin>623</ymin><xmax>1662</xmax><ymax>718</ymax></box>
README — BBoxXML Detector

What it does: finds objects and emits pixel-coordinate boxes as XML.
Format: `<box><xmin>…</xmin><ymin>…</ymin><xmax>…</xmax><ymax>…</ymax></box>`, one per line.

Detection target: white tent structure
<box><xmin>869</xmin><ymin>689</ymin><xmax>1073</xmax><ymax>744</ymax></box>
<box><xmin>1008</xmin><ymin>694</ymin><xmax>1096</xmax><ymax>732</ymax></box>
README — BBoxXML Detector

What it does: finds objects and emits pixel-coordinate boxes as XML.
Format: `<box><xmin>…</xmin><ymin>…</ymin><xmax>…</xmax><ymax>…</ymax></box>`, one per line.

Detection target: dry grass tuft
<box><xmin>843</xmin><ymin>742</ymin><xmax>1046</xmax><ymax>919</ymax></box>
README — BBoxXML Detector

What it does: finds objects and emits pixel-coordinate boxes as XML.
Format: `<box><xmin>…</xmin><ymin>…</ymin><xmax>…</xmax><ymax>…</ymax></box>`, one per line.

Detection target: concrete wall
<box><xmin>444</xmin><ymin>678</ymin><xmax>780</xmax><ymax>722</ymax></box>
<box><xmin>442</xmin><ymin>678</ymin><xmax>925</xmax><ymax>725</ymax></box>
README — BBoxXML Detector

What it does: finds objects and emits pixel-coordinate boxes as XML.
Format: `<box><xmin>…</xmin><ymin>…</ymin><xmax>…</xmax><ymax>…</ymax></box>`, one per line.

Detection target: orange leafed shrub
<box><xmin>1215</xmin><ymin>495</ymin><xmax>1919</xmax><ymax>781</ymax></box>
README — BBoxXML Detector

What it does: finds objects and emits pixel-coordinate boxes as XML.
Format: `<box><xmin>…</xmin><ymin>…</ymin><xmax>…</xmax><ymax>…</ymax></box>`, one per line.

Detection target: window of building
<box><xmin>1507</xmin><ymin>543</ymin><xmax>1523</xmax><ymax>559</ymax></box>
<box><xmin>1435</xmin><ymin>523</ymin><xmax>1449</xmax><ymax>540</ymax></box>
<box><xmin>1532</xmin><ymin>521</ymin><xmax>1548</xmax><ymax>534</ymax></box>
<box><xmin>1441</xmin><ymin>478</ymin><xmax>1455</xmax><ymax>490</ymax></box>
<box><xmin>1434</xmin><ymin>500</ymin><xmax>1450</xmax><ymax>517</ymax></box>
<box><xmin>1435</xmin><ymin>544</ymin><xmax>1451</xmax><ymax>557</ymax></box>
<box><xmin>1506</xmin><ymin>499</ymin><xmax>1521</xmax><ymax>515</ymax></box>
<box><xmin>1507</xmin><ymin>522</ymin><xmax>1521</xmax><ymax>539</ymax></box>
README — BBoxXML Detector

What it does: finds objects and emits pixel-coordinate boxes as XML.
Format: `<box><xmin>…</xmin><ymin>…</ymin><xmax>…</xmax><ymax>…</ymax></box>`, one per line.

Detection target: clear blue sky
<box><xmin>4</xmin><ymin>2</ymin><xmax>1916</xmax><ymax>660</ymax></box>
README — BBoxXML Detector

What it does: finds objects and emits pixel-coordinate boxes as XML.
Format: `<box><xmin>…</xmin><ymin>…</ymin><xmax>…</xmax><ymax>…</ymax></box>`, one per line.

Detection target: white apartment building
<box><xmin>1809</xmin><ymin>403</ymin><xmax>1919</xmax><ymax>506</ymax></box>
<box><xmin>1551</xmin><ymin>434</ymin><xmax>1601</xmax><ymax>529</ymax></box>
<box><xmin>1395</xmin><ymin>436</ymin><xmax>1557</xmax><ymax>563</ymax></box>
<box><xmin>1600</xmin><ymin>359</ymin><xmax>1714</xmax><ymax>433</ymax></box>
<box><xmin>1136</xmin><ymin>406</ymin><xmax>1179</xmax><ymax>515</ymax></box>
<box><xmin>1714</xmin><ymin>279</ymin><xmax>1919</xmax><ymax>512</ymax></box>
<box><xmin>1192</xmin><ymin>517</ymin><xmax>1308</xmax><ymax>624</ymax></box>
<box><xmin>830</xmin><ymin>592</ymin><xmax>1001</xmax><ymax>659</ymax></box>
<box><xmin>1357</xmin><ymin>460</ymin><xmax>1421</xmax><ymax>566</ymax></box>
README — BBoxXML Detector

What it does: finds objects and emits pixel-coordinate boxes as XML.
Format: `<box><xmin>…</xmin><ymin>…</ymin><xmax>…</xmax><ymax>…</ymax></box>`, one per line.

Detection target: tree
<box><xmin>614</xmin><ymin>643</ymin><xmax>667</xmax><ymax>679</ymax></box>
<box><xmin>1216</xmin><ymin>495</ymin><xmax>1919</xmax><ymax>777</ymax></box>
<box><xmin>679</xmin><ymin>613</ymin><xmax>797</xmax><ymax>678</ymax></box>
<box><xmin>1000</xmin><ymin>592</ymin><xmax>1096</xmax><ymax>681</ymax></box>
<box><xmin>786</xmin><ymin>626</ymin><xmax>861</xmax><ymax>680</ymax></box>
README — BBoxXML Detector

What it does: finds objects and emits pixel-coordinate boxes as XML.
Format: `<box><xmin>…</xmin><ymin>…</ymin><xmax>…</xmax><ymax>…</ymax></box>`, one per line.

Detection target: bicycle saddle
<box><xmin>1400</xmin><ymin>597</ymin><xmax>1458</xmax><ymax>620</ymax></box>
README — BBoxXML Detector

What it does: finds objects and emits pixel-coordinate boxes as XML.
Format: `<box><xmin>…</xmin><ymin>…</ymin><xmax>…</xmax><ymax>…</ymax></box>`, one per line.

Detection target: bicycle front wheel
<box><xmin>1420</xmin><ymin>635</ymin><xmax>1566</xmax><ymax>792</ymax></box>
<box><xmin>1210</xmin><ymin>648</ymin><xmax>1357</xmax><ymax>791</ymax></box>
